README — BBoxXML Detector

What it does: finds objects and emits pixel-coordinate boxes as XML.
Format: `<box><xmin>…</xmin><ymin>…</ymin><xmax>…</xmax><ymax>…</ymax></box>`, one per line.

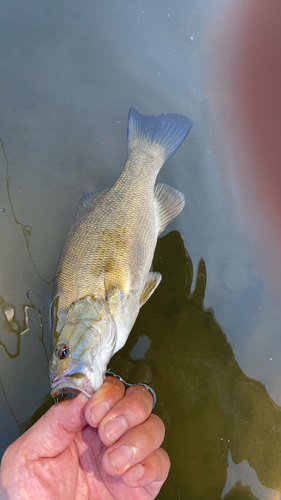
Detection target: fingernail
<box><xmin>108</xmin><ymin>444</ymin><xmax>133</xmax><ymax>469</ymax></box>
<box><xmin>91</xmin><ymin>401</ymin><xmax>110</xmax><ymax>425</ymax></box>
<box><xmin>105</xmin><ymin>416</ymin><xmax>128</xmax><ymax>442</ymax></box>
<box><xmin>127</xmin><ymin>464</ymin><xmax>145</xmax><ymax>483</ymax></box>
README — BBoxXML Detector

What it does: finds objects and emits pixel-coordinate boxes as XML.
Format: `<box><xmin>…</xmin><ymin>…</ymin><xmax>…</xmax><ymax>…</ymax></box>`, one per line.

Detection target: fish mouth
<box><xmin>51</xmin><ymin>374</ymin><xmax>95</xmax><ymax>398</ymax></box>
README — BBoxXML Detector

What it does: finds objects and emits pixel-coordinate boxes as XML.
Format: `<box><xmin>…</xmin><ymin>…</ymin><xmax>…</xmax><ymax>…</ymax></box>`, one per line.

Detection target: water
<box><xmin>1</xmin><ymin>1</ymin><xmax>281</xmax><ymax>499</ymax></box>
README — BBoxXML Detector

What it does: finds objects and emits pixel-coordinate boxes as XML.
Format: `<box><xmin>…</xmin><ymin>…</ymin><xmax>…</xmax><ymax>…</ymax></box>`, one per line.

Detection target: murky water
<box><xmin>1</xmin><ymin>1</ymin><xmax>281</xmax><ymax>499</ymax></box>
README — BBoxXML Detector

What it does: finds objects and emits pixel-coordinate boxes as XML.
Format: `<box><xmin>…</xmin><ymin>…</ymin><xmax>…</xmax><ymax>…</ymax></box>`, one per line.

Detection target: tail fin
<box><xmin>127</xmin><ymin>107</ymin><xmax>193</xmax><ymax>162</ymax></box>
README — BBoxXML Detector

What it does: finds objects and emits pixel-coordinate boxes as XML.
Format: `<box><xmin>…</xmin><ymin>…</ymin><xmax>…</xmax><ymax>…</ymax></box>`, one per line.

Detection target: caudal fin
<box><xmin>127</xmin><ymin>107</ymin><xmax>193</xmax><ymax>162</ymax></box>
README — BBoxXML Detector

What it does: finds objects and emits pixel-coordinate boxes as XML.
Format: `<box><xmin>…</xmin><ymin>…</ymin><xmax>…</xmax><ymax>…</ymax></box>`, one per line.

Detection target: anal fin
<box><xmin>155</xmin><ymin>183</ymin><xmax>185</xmax><ymax>234</ymax></box>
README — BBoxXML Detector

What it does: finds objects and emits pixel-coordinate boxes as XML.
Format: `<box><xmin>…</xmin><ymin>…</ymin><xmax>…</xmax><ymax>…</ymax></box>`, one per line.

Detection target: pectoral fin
<box><xmin>140</xmin><ymin>272</ymin><xmax>162</xmax><ymax>307</ymax></box>
<box><xmin>155</xmin><ymin>183</ymin><xmax>185</xmax><ymax>234</ymax></box>
<box><xmin>106</xmin><ymin>285</ymin><xmax>125</xmax><ymax>311</ymax></box>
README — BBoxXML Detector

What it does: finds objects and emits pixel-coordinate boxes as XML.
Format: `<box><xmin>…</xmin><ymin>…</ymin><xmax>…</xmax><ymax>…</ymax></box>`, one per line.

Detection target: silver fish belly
<box><xmin>49</xmin><ymin>107</ymin><xmax>193</xmax><ymax>397</ymax></box>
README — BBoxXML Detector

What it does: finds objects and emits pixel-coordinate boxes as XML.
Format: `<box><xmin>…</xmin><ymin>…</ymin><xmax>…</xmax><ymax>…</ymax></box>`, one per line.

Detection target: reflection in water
<box><xmin>0</xmin><ymin>139</ymin><xmax>53</xmax><ymax>439</ymax></box>
<box><xmin>223</xmin><ymin>453</ymin><xmax>281</xmax><ymax>500</ymax></box>
<box><xmin>0</xmin><ymin>138</ymin><xmax>52</xmax><ymax>285</ymax></box>
<box><xmin>108</xmin><ymin>231</ymin><xmax>281</xmax><ymax>500</ymax></box>
<box><xmin>224</xmin><ymin>481</ymin><xmax>259</xmax><ymax>500</ymax></box>
<box><xmin>1</xmin><ymin>230</ymin><xmax>281</xmax><ymax>499</ymax></box>
<box><xmin>0</xmin><ymin>296</ymin><xmax>29</xmax><ymax>358</ymax></box>
<box><xmin>0</xmin><ymin>292</ymin><xmax>48</xmax><ymax>362</ymax></box>
<box><xmin>0</xmin><ymin>292</ymin><xmax>49</xmax><ymax>436</ymax></box>
<box><xmin>0</xmin><ymin>377</ymin><xmax>20</xmax><ymax>431</ymax></box>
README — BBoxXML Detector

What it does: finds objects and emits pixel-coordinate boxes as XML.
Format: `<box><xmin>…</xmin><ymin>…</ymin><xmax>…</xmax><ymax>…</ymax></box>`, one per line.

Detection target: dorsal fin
<box><xmin>154</xmin><ymin>183</ymin><xmax>185</xmax><ymax>234</ymax></box>
<box><xmin>76</xmin><ymin>191</ymin><xmax>100</xmax><ymax>217</ymax></box>
<box><xmin>140</xmin><ymin>272</ymin><xmax>162</xmax><ymax>307</ymax></box>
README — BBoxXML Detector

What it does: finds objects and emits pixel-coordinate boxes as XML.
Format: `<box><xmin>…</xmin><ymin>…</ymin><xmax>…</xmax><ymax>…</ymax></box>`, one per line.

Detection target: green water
<box><xmin>109</xmin><ymin>232</ymin><xmax>281</xmax><ymax>499</ymax></box>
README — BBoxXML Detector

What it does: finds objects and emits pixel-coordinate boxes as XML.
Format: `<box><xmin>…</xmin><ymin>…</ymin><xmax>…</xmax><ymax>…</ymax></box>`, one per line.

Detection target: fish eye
<box><xmin>58</xmin><ymin>344</ymin><xmax>69</xmax><ymax>360</ymax></box>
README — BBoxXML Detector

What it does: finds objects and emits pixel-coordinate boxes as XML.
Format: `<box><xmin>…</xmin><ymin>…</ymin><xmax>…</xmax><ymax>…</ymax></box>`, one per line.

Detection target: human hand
<box><xmin>0</xmin><ymin>376</ymin><xmax>169</xmax><ymax>499</ymax></box>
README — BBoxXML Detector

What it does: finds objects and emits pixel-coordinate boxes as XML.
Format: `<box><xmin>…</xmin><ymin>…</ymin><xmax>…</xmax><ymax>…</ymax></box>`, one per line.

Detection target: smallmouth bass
<box><xmin>49</xmin><ymin>107</ymin><xmax>193</xmax><ymax>397</ymax></box>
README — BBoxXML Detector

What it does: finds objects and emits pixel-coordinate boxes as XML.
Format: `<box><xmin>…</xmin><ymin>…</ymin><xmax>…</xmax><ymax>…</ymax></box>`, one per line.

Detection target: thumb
<box><xmin>14</xmin><ymin>393</ymin><xmax>88</xmax><ymax>461</ymax></box>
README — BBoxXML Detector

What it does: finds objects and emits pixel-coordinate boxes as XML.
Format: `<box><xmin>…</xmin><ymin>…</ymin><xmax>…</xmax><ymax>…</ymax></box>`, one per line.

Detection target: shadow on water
<box><xmin>109</xmin><ymin>231</ymin><xmax>281</xmax><ymax>500</ymax></box>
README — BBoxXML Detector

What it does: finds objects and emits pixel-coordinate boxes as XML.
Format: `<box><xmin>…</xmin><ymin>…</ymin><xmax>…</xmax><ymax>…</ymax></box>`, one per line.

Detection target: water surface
<box><xmin>1</xmin><ymin>1</ymin><xmax>281</xmax><ymax>499</ymax></box>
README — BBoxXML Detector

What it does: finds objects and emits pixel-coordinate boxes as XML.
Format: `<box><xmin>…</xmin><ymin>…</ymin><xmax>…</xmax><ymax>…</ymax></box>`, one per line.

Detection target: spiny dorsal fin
<box><xmin>76</xmin><ymin>191</ymin><xmax>100</xmax><ymax>217</ymax></box>
<box><xmin>140</xmin><ymin>272</ymin><xmax>162</xmax><ymax>307</ymax></box>
<box><xmin>155</xmin><ymin>183</ymin><xmax>185</xmax><ymax>234</ymax></box>
<box><xmin>127</xmin><ymin>107</ymin><xmax>193</xmax><ymax>163</ymax></box>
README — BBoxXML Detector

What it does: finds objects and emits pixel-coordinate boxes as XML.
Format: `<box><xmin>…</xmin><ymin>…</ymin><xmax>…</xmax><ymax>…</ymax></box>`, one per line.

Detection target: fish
<box><xmin>49</xmin><ymin>107</ymin><xmax>193</xmax><ymax>397</ymax></box>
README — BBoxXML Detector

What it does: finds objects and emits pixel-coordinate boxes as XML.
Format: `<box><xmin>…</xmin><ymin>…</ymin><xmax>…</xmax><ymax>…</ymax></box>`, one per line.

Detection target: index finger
<box><xmin>85</xmin><ymin>376</ymin><xmax>125</xmax><ymax>427</ymax></box>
